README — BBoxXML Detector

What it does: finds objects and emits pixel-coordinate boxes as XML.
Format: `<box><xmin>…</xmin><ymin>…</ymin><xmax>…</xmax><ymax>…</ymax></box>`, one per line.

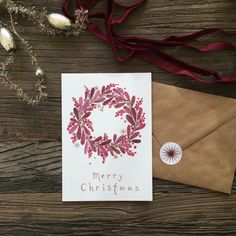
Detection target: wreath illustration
<box><xmin>67</xmin><ymin>83</ymin><xmax>146</xmax><ymax>163</ymax></box>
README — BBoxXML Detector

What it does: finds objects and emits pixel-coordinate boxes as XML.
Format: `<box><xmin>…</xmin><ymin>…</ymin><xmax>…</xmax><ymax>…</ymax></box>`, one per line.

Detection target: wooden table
<box><xmin>0</xmin><ymin>0</ymin><xmax>236</xmax><ymax>235</ymax></box>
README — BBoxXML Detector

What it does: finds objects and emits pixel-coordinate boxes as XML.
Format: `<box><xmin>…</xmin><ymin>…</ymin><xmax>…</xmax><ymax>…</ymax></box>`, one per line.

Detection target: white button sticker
<box><xmin>160</xmin><ymin>142</ymin><xmax>182</xmax><ymax>165</ymax></box>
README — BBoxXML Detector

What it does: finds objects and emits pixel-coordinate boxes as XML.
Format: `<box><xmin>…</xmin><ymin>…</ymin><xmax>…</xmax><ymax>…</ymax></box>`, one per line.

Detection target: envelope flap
<box><xmin>153</xmin><ymin>83</ymin><xmax>236</xmax><ymax>149</ymax></box>
<box><xmin>153</xmin><ymin>117</ymin><xmax>236</xmax><ymax>193</ymax></box>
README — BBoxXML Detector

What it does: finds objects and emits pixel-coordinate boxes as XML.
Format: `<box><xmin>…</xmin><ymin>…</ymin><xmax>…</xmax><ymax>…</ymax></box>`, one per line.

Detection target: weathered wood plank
<box><xmin>0</xmin><ymin>99</ymin><xmax>61</xmax><ymax>141</ymax></box>
<box><xmin>0</xmin><ymin>192</ymin><xmax>236</xmax><ymax>235</ymax></box>
<box><xmin>0</xmin><ymin>221</ymin><xmax>236</xmax><ymax>236</ymax></box>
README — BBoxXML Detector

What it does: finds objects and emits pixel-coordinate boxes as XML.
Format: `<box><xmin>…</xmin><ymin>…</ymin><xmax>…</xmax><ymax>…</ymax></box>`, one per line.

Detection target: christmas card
<box><xmin>62</xmin><ymin>73</ymin><xmax>152</xmax><ymax>201</ymax></box>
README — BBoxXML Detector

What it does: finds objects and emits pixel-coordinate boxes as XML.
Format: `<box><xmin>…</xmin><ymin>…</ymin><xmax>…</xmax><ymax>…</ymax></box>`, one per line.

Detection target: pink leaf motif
<box><xmin>131</xmin><ymin>96</ymin><xmax>136</xmax><ymax>106</ymax></box>
<box><xmin>73</xmin><ymin>108</ymin><xmax>79</xmax><ymax>119</ymax></box>
<box><xmin>81</xmin><ymin>131</ymin><xmax>85</xmax><ymax>145</ymax></box>
<box><xmin>132</xmin><ymin>139</ymin><xmax>141</xmax><ymax>143</ymax></box>
<box><xmin>116</xmin><ymin>96</ymin><xmax>125</xmax><ymax>102</ymax></box>
<box><xmin>89</xmin><ymin>141</ymin><xmax>96</xmax><ymax>152</ymax></box>
<box><xmin>99</xmin><ymin>145</ymin><xmax>108</xmax><ymax>156</ymax></box>
<box><xmin>131</xmin><ymin>108</ymin><xmax>137</xmax><ymax>121</ymax></box>
<box><xmin>110</xmin><ymin>148</ymin><xmax>114</xmax><ymax>156</ymax></box>
<box><xmin>119</xmin><ymin>146</ymin><xmax>126</xmax><ymax>154</ymax></box>
<box><xmin>124</xmin><ymin>106</ymin><xmax>132</xmax><ymax>116</ymax></box>
<box><xmin>87</xmin><ymin>107</ymin><xmax>93</xmax><ymax>112</ymax></box>
<box><xmin>101</xmin><ymin>139</ymin><xmax>112</xmax><ymax>146</ymax></box>
<box><xmin>82</xmin><ymin>99</ymin><xmax>90</xmax><ymax>111</ymax></box>
<box><xmin>120</xmin><ymin>143</ymin><xmax>132</xmax><ymax>149</ymax></box>
<box><xmin>93</xmin><ymin>90</ymin><xmax>101</xmax><ymax>100</ymax></box>
<box><xmin>97</xmin><ymin>146</ymin><xmax>101</xmax><ymax>156</ymax></box>
<box><xmin>103</xmin><ymin>90</ymin><xmax>112</xmax><ymax>95</ymax></box>
<box><xmin>111</xmin><ymin>146</ymin><xmax>121</xmax><ymax>154</ymax></box>
<box><xmin>135</xmin><ymin>123</ymin><xmax>146</xmax><ymax>130</ymax></box>
<box><xmin>82</xmin><ymin>112</ymin><xmax>91</xmax><ymax>119</ymax></box>
<box><xmin>113</xmin><ymin>134</ymin><xmax>117</xmax><ymax>142</ymax></box>
<box><xmin>85</xmin><ymin>90</ymin><xmax>89</xmax><ymax>99</ymax></box>
<box><xmin>127</xmin><ymin>125</ymin><xmax>131</xmax><ymax>138</ymax></box>
<box><xmin>116</xmin><ymin>135</ymin><xmax>124</xmax><ymax>144</ymax></box>
<box><xmin>83</xmin><ymin>126</ymin><xmax>90</xmax><ymax>135</ymax></box>
<box><xmin>79</xmin><ymin>97</ymin><xmax>83</xmax><ymax>106</ymax></box>
<box><xmin>84</xmin><ymin>141</ymin><xmax>89</xmax><ymax>154</ymax></box>
<box><xmin>113</xmin><ymin>88</ymin><xmax>121</xmax><ymax>95</ymax></box>
<box><xmin>103</xmin><ymin>98</ymin><xmax>113</xmax><ymax>106</ymax></box>
<box><xmin>130</xmin><ymin>132</ymin><xmax>140</xmax><ymax>140</ymax></box>
<box><xmin>94</xmin><ymin>136</ymin><xmax>102</xmax><ymax>142</ymax></box>
<box><xmin>69</xmin><ymin>124</ymin><xmax>78</xmax><ymax>134</ymax></box>
<box><xmin>115</xmin><ymin>103</ymin><xmax>125</xmax><ymax>108</ymax></box>
<box><xmin>94</xmin><ymin>97</ymin><xmax>106</xmax><ymax>103</ymax></box>
<box><xmin>90</xmin><ymin>87</ymin><xmax>95</xmax><ymax>99</ymax></box>
<box><xmin>137</xmin><ymin>108</ymin><xmax>143</xmax><ymax>120</ymax></box>
<box><xmin>126</xmin><ymin>115</ymin><xmax>135</xmax><ymax>126</ymax></box>
<box><xmin>124</xmin><ymin>91</ymin><xmax>130</xmax><ymax>100</ymax></box>
<box><xmin>101</xmin><ymin>86</ymin><xmax>105</xmax><ymax>94</ymax></box>
<box><xmin>77</xmin><ymin>126</ymin><xmax>81</xmax><ymax>139</ymax></box>
<box><xmin>70</xmin><ymin>118</ymin><xmax>78</xmax><ymax>123</ymax></box>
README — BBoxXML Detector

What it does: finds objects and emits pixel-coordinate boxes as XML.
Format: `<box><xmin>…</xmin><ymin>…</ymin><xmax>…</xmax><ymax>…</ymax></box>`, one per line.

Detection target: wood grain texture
<box><xmin>0</xmin><ymin>192</ymin><xmax>236</xmax><ymax>235</ymax></box>
<box><xmin>0</xmin><ymin>0</ymin><xmax>236</xmax><ymax>235</ymax></box>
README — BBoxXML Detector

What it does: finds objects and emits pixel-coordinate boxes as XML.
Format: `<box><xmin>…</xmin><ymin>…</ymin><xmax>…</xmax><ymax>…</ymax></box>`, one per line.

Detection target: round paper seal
<box><xmin>160</xmin><ymin>142</ymin><xmax>182</xmax><ymax>165</ymax></box>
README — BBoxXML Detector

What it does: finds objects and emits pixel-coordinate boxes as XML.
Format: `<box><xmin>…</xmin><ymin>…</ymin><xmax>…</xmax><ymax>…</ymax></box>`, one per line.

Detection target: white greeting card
<box><xmin>62</xmin><ymin>73</ymin><xmax>152</xmax><ymax>201</ymax></box>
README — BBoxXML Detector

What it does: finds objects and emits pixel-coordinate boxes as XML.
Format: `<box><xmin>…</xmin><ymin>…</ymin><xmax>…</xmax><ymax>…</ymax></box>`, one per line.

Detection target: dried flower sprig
<box><xmin>0</xmin><ymin>0</ymin><xmax>88</xmax><ymax>105</ymax></box>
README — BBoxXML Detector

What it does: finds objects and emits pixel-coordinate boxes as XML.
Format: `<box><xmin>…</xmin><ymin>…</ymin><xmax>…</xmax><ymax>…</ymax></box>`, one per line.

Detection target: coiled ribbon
<box><xmin>63</xmin><ymin>0</ymin><xmax>236</xmax><ymax>84</ymax></box>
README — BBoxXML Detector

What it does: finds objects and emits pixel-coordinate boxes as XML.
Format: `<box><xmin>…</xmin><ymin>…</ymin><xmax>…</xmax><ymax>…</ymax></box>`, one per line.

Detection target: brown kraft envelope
<box><xmin>152</xmin><ymin>82</ymin><xmax>236</xmax><ymax>193</ymax></box>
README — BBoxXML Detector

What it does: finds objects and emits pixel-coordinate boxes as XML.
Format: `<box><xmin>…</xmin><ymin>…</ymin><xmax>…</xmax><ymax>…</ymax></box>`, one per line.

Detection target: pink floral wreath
<box><xmin>67</xmin><ymin>83</ymin><xmax>146</xmax><ymax>163</ymax></box>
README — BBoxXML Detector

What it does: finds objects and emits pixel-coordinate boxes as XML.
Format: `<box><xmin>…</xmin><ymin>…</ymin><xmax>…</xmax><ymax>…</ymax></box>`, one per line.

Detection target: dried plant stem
<box><xmin>0</xmin><ymin>10</ymin><xmax>47</xmax><ymax>105</ymax></box>
<box><xmin>0</xmin><ymin>0</ymin><xmax>87</xmax><ymax>105</ymax></box>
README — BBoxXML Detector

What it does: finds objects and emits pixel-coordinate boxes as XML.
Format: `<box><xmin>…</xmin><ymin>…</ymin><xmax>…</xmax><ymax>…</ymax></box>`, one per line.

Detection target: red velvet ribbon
<box><xmin>62</xmin><ymin>0</ymin><xmax>236</xmax><ymax>84</ymax></box>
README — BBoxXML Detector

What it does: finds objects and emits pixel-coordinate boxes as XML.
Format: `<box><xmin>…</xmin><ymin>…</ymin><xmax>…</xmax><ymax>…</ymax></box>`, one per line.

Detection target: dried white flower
<box><xmin>0</xmin><ymin>27</ymin><xmax>16</xmax><ymax>52</ymax></box>
<box><xmin>47</xmin><ymin>13</ymin><xmax>72</xmax><ymax>30</ymax></box>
